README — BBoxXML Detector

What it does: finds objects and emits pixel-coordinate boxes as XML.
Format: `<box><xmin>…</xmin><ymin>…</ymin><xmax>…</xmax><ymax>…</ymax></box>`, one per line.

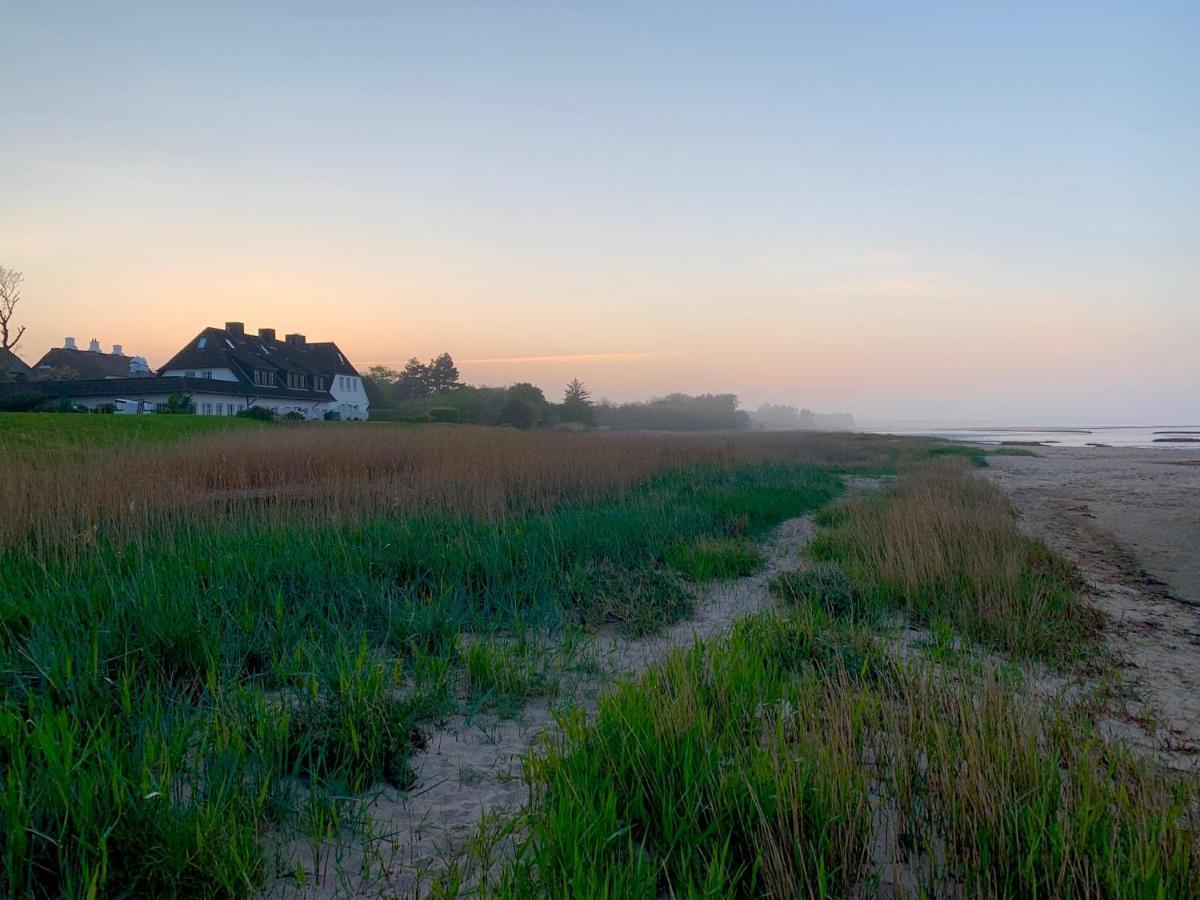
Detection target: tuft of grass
<box><xmin>462</xmin><ymin>635</ymin><xmax>561</xmax><ymax>717</ymax></box>
<box><xmin>768</xmin><ymin>561</ymin><xmax>863</xmax><ymax>618</ymax></box>
<box><xmin>885</xmin><ymin>670</ymin><xmax>1200</xmax><ymax>896</ymax></box>
<box><xmin>808</xmin><ymin>459</ymin><xmax>1099</xmax><ymax>661</ymax></box>
<box><xmin>666</xmin><ymin>536</ymin><xmax>763</xmax><ymax>581</ymax></box>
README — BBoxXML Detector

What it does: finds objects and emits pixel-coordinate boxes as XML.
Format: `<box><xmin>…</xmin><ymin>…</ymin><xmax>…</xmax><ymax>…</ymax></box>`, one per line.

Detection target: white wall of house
<box><xmin>67</xmin><ymin>392</ymin><xmax>249</xmax><ymax>415</ymax></box>
<box><xmin>329</xmin><ymin>374</ymin><xmax>369</xmax><ymax>420</ymax></box>
<box><xmin>160</xmin><ymin>367</ymin><xmax>239</xmax><ymax>382</ymax></box>
<box><xmin>248</xmin><ymin>396</ymin><xmax>328</xmax><ymax>420</ymax></box>
<box><xmin>191</xmin><ymin>394</ymin><xmax>251</xmax><ymax>416</ymax></box>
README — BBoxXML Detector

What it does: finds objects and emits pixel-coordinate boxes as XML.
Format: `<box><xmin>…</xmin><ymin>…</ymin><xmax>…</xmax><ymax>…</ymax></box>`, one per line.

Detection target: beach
<box><xmin>987</xmin><ymin>446</ymin><xmax>1200</xmax><ymax>754</ymax></box>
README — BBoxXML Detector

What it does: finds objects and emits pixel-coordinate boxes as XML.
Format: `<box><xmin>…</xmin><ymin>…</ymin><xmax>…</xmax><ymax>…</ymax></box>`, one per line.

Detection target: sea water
<box><xmin>873</xmin><ymin>426</ymin><xmax>1200</xmax><ymax>450</ymax></box>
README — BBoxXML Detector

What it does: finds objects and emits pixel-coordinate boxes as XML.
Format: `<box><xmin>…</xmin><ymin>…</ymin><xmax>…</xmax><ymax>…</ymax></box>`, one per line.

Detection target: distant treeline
<box><xmin>363</xmin><ymin>355</ymin><xmax>853</xmax><ymax>432</ymax></box>
<box><xmin>749</xmin><ymin>403</ymin><xmax>856</xmax><ymax>431</ymax></box>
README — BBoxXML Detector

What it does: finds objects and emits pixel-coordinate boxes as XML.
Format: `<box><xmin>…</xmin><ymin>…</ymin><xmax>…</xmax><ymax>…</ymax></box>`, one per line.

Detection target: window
<box><xmin>197</xmin><ymin>337</ymin><xmax>207</xmax><ymax>349</ymax></box>
<box><xmin>224</xmin><ymin>338</ymin><xmax>235</xmax><ymax>349</ymax></box>
<box><xmin>255</xmin><ymin>369</ymin><xmax>275</xmax><ymax>386</ymax></box>
<box><xmin>200</xmin><ymin>371</ymin><xmax>212</xmax><ymax>379</ymax></box>
<box><xmin>227</xmin><ymin>403</ymin><xmax>235</xmax><ymax>416</ymax></box>
<box><xmin>184</xmin><ymin>370</ymin><xmax>195</xmax><ymax>378</ymax></box>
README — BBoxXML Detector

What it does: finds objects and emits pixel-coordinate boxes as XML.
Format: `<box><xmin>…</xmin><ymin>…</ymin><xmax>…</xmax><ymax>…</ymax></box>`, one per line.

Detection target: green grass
<box><xmin>808</xmin><ymin>459</ymin><xmax>1099</xmax><ymax>661</ymax></box>
<box><xmin>665</xmin><ymin>536</ymin><xmax>763</xmax><ymax>581</ymax></box>
<box><xmin>768</xmin><ymin>561</ymin><xmax>865</xmax><ymax>619</ymax></box>
<box><xmin>494</xmin><ymin>609</ymin><xmax>1200</xmax><ymax>898</ymax></box>
<box><xmin>457</xmin><ymin>459</ymin><xmax>1197</xmax><ymax>898</ymax></box>
<box><xmin>0</xmin><ymin>411</ymin><xmax>266</xmax><ymax>449</ymax></box>
<box><xmin>0</xmin><ymin>460</ymin><xmax>842</xmax><ymax>896</ymax></box>
<box><xmin>496</xmin><ymin>612</ymin><xmax>885</xmax><ymax>898</ymax></box>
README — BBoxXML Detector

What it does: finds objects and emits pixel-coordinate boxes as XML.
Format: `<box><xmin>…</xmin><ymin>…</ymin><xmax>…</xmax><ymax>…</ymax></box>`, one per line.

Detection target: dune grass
<box><xmin>807</xmin><ymin>458</ymin><xmax>1099</xmax><ymax>661</ymax></box>
<box><xmin>495</xmin><ymin>609</ymin><xmax>1200</xmax><ymax>898</ymax></box>
<box><xmin>491</xmin><ymin>461</ymin><xmax>1196</xmax><ymax>898</ymax></box>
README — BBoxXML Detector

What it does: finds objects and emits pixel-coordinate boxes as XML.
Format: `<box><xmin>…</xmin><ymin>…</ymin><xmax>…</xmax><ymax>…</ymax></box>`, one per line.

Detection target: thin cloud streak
<box><xmin>458</xmin><ymin>351</ymin><xmax>685</xmax><ymax>365</ymax></box>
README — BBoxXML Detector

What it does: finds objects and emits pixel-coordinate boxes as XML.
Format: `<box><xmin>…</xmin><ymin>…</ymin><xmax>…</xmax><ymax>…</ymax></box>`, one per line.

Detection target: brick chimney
<box><xmin>112</xmin><ymin>344</ymin><xmax>123</xmax><ymax>356</ymax></box>
<box><xmin>226</xmin><ymin>321</ymin><xmax>245</xmax><ymax>338</ymax></box>
<box><xmin>258</xmin><ymin>328</ymin><xmax>276</xmax><ymax>342</ymax></box>
<box><xmin>285</xmin><ymin>333</ymin><xmax>307</xmax><ymax>348</ymax></box>
<box><xmin>64</xmin><ymin>337</ymin><xmax>76</xmax><ymax>350</ymax></box>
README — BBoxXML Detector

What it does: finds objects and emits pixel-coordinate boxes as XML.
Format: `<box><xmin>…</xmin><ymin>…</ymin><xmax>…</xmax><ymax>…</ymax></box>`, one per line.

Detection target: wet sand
<box><xmin>987</xmin><ymin>447</ymin><xmax>1200</xmax><ymax>754</ymax></box>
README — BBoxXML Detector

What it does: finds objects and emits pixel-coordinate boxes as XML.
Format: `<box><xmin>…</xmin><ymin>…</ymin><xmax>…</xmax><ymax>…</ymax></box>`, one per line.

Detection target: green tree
<box><xmin>500</xmin><ymin>382</ymin><xmax>546</xmax><ymax>429</ymax></box>
<box><xmin>561</xmin><ymin>377</ymin><xmax>595</xmax><ymax>425</ymax></box>
<box><xmin>396</xmin><ymin>358</ymin><xmax>430</xmax><ymax>400</ymax></box>
<box><xmin>162</xmin><ymin>393</ymin><xmax>195</xmax><ymax>414</ymax></box>
<box><xmin>426</xmin><ymin>353</ymin><xmax>461</xmax><ymax>394</ymax></box>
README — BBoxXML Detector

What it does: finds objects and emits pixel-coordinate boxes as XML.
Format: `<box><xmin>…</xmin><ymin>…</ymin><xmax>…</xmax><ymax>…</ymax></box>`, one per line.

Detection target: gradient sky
<box><xmin>3</xmin><ymin>1</ymin><xmax>1197</xmax><ymax>423</ymax></box>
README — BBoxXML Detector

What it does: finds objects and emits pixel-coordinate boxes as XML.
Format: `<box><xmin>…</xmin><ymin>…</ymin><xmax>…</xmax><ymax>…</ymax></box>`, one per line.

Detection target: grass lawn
<box><xmin>0</xmin><ymin>412</ymin><xmax>267</xmax><ymax>449</ymax></box>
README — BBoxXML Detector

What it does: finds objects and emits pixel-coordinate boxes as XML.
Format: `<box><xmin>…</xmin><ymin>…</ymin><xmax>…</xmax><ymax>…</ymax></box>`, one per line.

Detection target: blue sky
<box><xmin>2</xmin><ymin>2</ymin><xmax>1197</xmax><ymax>422</ymax></box>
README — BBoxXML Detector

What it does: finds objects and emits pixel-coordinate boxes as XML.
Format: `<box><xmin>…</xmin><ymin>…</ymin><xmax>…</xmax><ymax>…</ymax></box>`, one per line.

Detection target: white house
<box><xmin>155</xmin><ymin>322</ymin><xmax>368</xmax><ymax>420</ymax></box>
<box><xmin>1</xmin><ymin>322</ymin><xmax>369</xmax><ymax>420</ymax></box>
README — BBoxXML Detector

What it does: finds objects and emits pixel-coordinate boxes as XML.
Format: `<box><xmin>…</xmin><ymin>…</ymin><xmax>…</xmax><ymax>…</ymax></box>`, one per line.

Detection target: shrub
<box><xmin>323</xmin><ymin>410</ymin><xmax>341</xmax><ymax>421</ymax></box>
<box><xmin>161</xmin><ymin>393</ymin><xmax>194</xmax><ymax>415</ymax></box>
<box><xmin>430</xmin><ymin>406</ymin><xmax>460</xmax><ymax>423</ymax></box>
<box><xmin>94</xmin><ymin>403</ymin><xmax>117</xmax><ymax>415</ymax></box>
<box><xmin>282</xmin><ymin>411</ymin><xmax>305</xmax><ymax>422</ymax></box>
<box><xmin>236</xmin><ymin>406</ymin><xmax>275</xmax><ymax>421</ymax></box>
<box><xmin>0</xmin><ymin>392</ymin><xmax>49</xmax><ymax>412</ymax></box>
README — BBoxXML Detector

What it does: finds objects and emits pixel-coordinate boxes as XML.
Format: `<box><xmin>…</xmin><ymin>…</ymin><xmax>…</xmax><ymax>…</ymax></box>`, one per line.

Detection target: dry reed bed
<box><xmin>0</xmin><ymin>425</ymin><xmax>895</xmax><ymax>555</ymax></box>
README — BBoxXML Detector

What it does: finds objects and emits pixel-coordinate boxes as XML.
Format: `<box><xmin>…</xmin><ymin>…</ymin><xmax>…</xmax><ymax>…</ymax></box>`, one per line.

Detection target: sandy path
<box><xmin>276</xmin><ymin>515</ymin><xmax>814</xmax><ymax>897</ymax></box>
<box><xmin>986</xmin><ymin>447</ymin><xmax>1200</xmax><ymax>759</ymax></box>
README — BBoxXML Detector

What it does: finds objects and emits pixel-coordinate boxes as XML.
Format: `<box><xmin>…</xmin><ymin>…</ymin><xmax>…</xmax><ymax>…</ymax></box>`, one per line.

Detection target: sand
<box><xmin>986</xmin><ymin>446</ymin><xmax>1200</xmax><ymax>757</ymax></box>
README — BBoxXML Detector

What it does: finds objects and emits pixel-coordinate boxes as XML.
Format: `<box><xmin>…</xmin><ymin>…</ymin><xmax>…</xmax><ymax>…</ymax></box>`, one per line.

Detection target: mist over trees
<box><xmin>595</xmin><ymin>393</ymin><xmax>748</xmax><ymax>431</ymax></box>
<box><xmin>749</xmin><ymin>403</ymin><xmax>856</xmax><ymax>431</ymax></box>
<box><xmin>362</xmin><ymin>356</ymin><xmax>852</xmax><ymax>432</ymax></box>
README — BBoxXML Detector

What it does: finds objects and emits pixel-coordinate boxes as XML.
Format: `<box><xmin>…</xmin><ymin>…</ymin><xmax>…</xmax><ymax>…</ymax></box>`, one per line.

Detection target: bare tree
<box><xmin>0</xmin><ymin>266</ymin><xmax>26</xmax><ymax>352</ymax></box>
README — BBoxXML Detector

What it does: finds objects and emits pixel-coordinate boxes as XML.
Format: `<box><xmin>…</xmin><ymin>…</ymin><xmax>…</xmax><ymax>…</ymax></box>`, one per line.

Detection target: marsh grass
<box><xmin>481</xmin><ymin>459</ymin><xmax>1197</xmax><ymax>899</ymax></box>
<box><xmin>768</xmin><ymin>561</ymin><xmax>864</xmax><ymax>619</ymax></box>
<box><xmin>499</xmin><ymin>609</ymin><xmax>1200</xmax><ymax>899</ymax></box>
<box><xmin>665</xmin><ymin>536</ymin><xmax>764</xmax><ymax>581</ymax></box>
<box><xmin>883</xmin><ymin>669</ymin><xmax>1200</xmax><ymax>896</ymax></box>
<box><xmin>0</xmin><ymin>429</ymin><xmax>852</xmax><ymax>897</ymax></box>
<box><xmin>809</xmin><ymin>458</ymin><xmax>1099</xmax><ymax>661</ymax></box>
<box><xmin>462</xmin><ymin>634</ymin><xmax>566</xmax><ymax>717</ymax></box>
<box><xmin>0</xmin><ymin>424</ymin><xmax>894</xmax><ymax>554</ymax></box>
<box><xmin>497</xmin><ymin>613</ymin><xmax>886</xmax><ymax>898</ymax></box>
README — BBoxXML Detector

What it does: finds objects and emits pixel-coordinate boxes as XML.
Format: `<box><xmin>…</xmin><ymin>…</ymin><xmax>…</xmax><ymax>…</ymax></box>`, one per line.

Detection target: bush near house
<box><xmin>237</xmin><ymin>406</ymin><xmax>275</xmax><ymax>421</ymax></box>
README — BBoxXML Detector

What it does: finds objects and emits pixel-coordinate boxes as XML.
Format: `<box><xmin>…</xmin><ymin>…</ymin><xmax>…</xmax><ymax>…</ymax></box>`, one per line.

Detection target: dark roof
<box><xmin>34</xmin><ymin>347</ymin><xmax>141</xmax><ymax>379</ymax></box>
<box><xmin>0</xmin><ymin>376</ymin><xmax>332</xmax><ymax>402</ymax></box>
<box><xmin>1</xmin><ymin>348</ymin><xmax>31</xmax><ymax>375</ymax></box>
<box><xmin>159</xmin><ymin>326</ymin><xmax>361</xmax><ymax>385</ymax></box>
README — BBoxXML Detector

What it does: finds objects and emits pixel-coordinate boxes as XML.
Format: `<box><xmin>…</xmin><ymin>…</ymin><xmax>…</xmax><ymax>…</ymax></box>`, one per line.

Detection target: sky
<box><xmin>2</xmin><ymin>1</ymin><xmax>1197</xmax><ymax>424</ymax></box>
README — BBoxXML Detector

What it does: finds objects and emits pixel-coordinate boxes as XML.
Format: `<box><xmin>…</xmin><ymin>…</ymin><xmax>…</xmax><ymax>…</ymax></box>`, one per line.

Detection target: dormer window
<box><xmin>254</xmin><ymin>369</ymin><xmax>275</xmax><ymax>386</ymax></box>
